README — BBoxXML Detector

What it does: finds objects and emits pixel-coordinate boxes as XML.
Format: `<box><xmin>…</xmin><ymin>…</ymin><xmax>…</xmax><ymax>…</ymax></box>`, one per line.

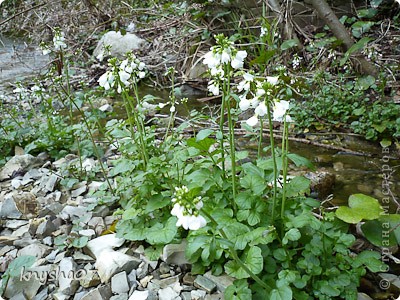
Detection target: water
<box><xmin>0</xmin><ymin>35</ymin><xmax>48</xmax><ymax>90</ymax></box>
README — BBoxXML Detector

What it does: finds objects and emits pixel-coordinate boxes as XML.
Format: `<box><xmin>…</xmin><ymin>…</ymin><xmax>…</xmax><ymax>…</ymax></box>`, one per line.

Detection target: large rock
<box><xmin>85</xmin><ymin>234</ymin><xmax>125</xmax><ymax>258</ymax></box>
<box><xmin>95</xmin><ymin>250</ymin><xmax>142</xmax><ymax>283</ymax></box>
<box><xmin>128</xmin><ymin>290</ymin><xmax>149</xmax><ymax>300</ymax></box>
<box><xmin>81</xmin><ymin>285</ymin><xmax>112</xmax><ymax>300</ymax></box>
<box><xmin>58</xmin><ymin>257</ymin><xmax>79</xmax><ymax>295</ymax></box>
<box><xmin>0</xmin><ymin>193</ymin><xmax>22</xmax><ymax>219</ymax></box>
<box><xmin>162</xmin><ymin>241</ymin><xmax>190</xmax><ymax>265</ymax></box>
<box><xmin>0</xmin><ymin>154</ymin><xmax>46</xmax><ymax>181</ymax></box>
<box><xmin>93</xmin><ymin>31</ymin><xmax>146</xmax><ymax>60</ymax></box>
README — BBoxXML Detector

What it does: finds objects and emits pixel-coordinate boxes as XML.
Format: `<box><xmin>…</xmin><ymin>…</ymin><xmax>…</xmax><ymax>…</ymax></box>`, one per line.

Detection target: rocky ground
<box><xmin>0</xmin><ymin>151</ymin><xmax>232</xmax><ymax>300</ymax></box>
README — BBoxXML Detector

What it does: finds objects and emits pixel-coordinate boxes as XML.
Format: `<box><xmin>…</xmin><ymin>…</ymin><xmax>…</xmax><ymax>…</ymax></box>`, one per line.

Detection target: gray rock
<box><xmin>128</xmin><ymin>290</ymin><xmax>149</xmax><ymax>300</ymax></box>
<box><xmin>158</xmin><ymin>286</ymin><xmax>180</xmax><ymax>300</ymax></box>
<box><xmin>191</xmin><ymin>290</ymin><xmax>207</xmax><ymax>300</ymax></box>
<box><xmin>85</xmin><ymin>234</ymin><xmax>125</xmax><ymax>258</ymax></box>
<box><xmin>53</xmin><ymin>292</ymin><xmax>69</xmax><ymax>300</ymax></box>
<box><xmin>32</xmin><ymin>287</ymin><xmax>48</xmax><ymax>300</ymax></box>
<box><xmin>13</xmin><ymin>237</ymin><xmax>37</xmax><ymax>247</ymax></box>
<box><xmin>87</xmin><ymin>217</ymin><xmax>105</xmax><ymax>236</ymax></box>
<box><xmin>205</xmin><ymin>294</ymin><xmax>223</xmax><ymax>300</ymax></box>
<box><xmin>110</xmin><ymin>294</ymin><xmax>128</xmax><ymax>300</ymax></box>
<box><xmin>5</xmin><ymin>220</ymin><xmax>29</xmax><ymax>229</ymax></box>
<box><xmin>73</xmin><ymin>291</ymin><xmax>87</xmax><ymax>300</ymax></box>
<box><xmin>378</xmin><ymin>273</ymin><xmax>400</xmax><ymax>291</ymax></box>
<box><xmin>79</xmin><ymin>229</ymin><xmax>96</xmax><ymax>238</ymax></box>
<box><xmin>44</xmin><ymin>174</ymin><xmax>59</xmax><ymax>192</ymax></box>
<box><xmin>59</xmin><ymin>205</ymin><xmax>88</xmax><ymax>221</ymax></box>
<box><xmin>12</xmin><ymin>192</ymin><xmax>40</xmax><ymax>218</ymax></box>
<box><xmin>181</xmin><ymin>292</ymin><xmax>192</xmax><ymax>300</ymax></box>
<box><xmin>42</xmin><ymin>236</ymin><xmax>53</xmax><ymax>246</ymax></box>
<box><xmin>0</xmin><ymin>194</ymin><xmax>22</xmax><ymax>218</ymax></box>
<box><xmin>204</xmin><ymin>271</ymin><xmax>234</xmax><ymax>292</ymax></box>
<box><xmin>194</xmin><ymin>275</ymin><xmax>217</xmax><ymax>293</ymax></box>
<box><xmin>10</xmin><ymin>294</ymin><xmax>29</xmax><ymax>300</ymax></box>
<box><xmin>162</xmin><ymin>241</ymin><xmax>190</xmax><ymax>265</ymax></box>
<box><xmin>357</xmin><ymin>293</ymin><xmax>374</xmax><ymax>300</ymax></box>
<box><xmin>111</xmin><ymin>271</ymin><xmax>130</xmax><ymax>294</ymax></box>
<box><xmin>0</xmin><ymin>245</ymin><xmax>14</xmax><ymax>256</ymax></box>
<box><xmin>58</xmin><ymin>257</ymin><xmax>79</xmax><ymax>295</ymax></box>
<box><xmin>159</xmin><ymin>262</ymin><xmax>170</xmax><ymax>274</ymax></box>
<box><xmin>36</xmin><ymin>218</ymin><xmax>56</xmax><ymax>239</ymax></box>
<box><xmin>93</xmin><ymin>31</ymin><xmax>146</xmax><ymax>60</ymax></box>
<box><xmin>95</xmin><ymin>250</ymin><xmax>141</xmax><ymax>283</ymax></box>
<box><xmin>92</xmin><ymin>205</ymin><xmax>110</xmax><ymax>218</ymax></box>
<box><xmin>73</xmin><ymin>251</ymin><xmax>95</xmax><ymax>262</ymax></box>
<box><xmin>137</xmin><ymin>262</ymin><xmax>149</xmax><ymax>280</ymax></box>
<box><xmin>0</xmin><ymin>154</ymin><xmax>44</xmax><ymax>181</ymax></box>
<box><xmin>71</xmin><ymin>184</ymin><xmax>87</xmax><ymax>198</ymax></box>
<box><xmin>80</xmin><ymin>270</ymin><xmax>101</xmax><ymax>288</ymax></box>
<box><xmin>18</xmin><ymin>243</ymin><xmax>51</xmax><ymax>259</ymax></box>
<box><xmin>11</xmin><ymin>224</ymin><xmax>30</xmax><ymax>238</ymax></box>
<box><xmin>4</xmin><ymin>265</ymin><xmax>50</xmax><ymax>299</ymax></box>
<box><xmin>81</xmin><ymin>285</ymin><xmax>112</xmax><ymax>300</ymax></box>
<box><xmin>153</xmin><ymin>275</ymin><xmax>180</xmax><ymax>289</ymax></box>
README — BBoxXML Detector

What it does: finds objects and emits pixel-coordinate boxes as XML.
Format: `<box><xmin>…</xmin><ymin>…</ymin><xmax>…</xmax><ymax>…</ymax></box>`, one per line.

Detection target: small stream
<box><xmin>0</xmin><ymin>35</ymin><xmax>49</xmax><ymax>90</ymax></box>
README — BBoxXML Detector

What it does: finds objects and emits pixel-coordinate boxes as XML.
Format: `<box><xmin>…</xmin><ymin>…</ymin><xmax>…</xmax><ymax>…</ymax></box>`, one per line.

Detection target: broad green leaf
<box><xmin>355</xmin><ymin>75</ymin><xmax>375</xmax><ymax>90</ymax></box>
<box><xmin>351</xmin><ymin>21</ymin><xmax>375</xmax><ymax>38</ymax></box>
<box><xmin>225</xmin><ymin>279</ymin><xmax>252</xmax><ymax>300</ymax></box>
<box><xmin>186</xmin><ymin>137</ymin><xmax>215</xmax><ymax>153</ymax></box>
<box><xmin>196</xmin><ymin>129</ymin><xmax>214</xmax><ymax>141</ymax></box>
<box><xmin>286</xmin><ymin>176</ymin><xmax>310</xmax><ymax>197</ymax></box>
<box><xmin>145</xmin><ymin>194</ymin><xmax>170</xmax><ymax>212</ymax></box>
<box><xmin>110</xmin><ymin>159</ymin><xmax>135</xmax><ymax>176</ymax></box>
<box><xmin>287</xmin><ymin>153</ymin><xmax>314</xmax><ymax>170</ymax></box>
<box><xmin>225</xmin><ymin>246</ymin><xmax>263</xmax><ymax>279</ymax></box>
<box><xmin>380</xmin><ymin>139</ymin><xmax>392</xmax><ymax>148</ymax></box>
<box><xmin>281</xmin><ymin>39</ymin><xmax>299</xmax><ymax>51</ymax></box>
<box><xmin>353</xmin><ymin>250</ymin><xmax>385</xmax><ymax>272</ymax></box>
<box><xmin>340</xmin><ymin>37</ymin><xmax>371</xmax><ymax>66</ymax></box>
<box><xmin>270</xmin><ymin>286</ymin><xmax>293</xmax><ymax>300</ymax></box>
<box><xmin>282</xmin><ymin>228</ymin><xmax>301</xmax><ymax>244</ymax></box>
<box><xmin>321</xmin><ymin>282</ymin><xmax>340</xmax><ymax>297</ymax></box>
<box><xmin>240</xmin><ymin>174</ymin><xmax>265</xmax><ymax>195</ymax></box>
<box><xmin>70</xmin><ymin>236</ymin><xmax>89</xmax><ymax>248</ymax></box>
<box><xmin>146</xmin><ymin>217</ymin><xmax>178</xmax><ymax>244</ymax></box>
<box><xmin>361</xmin><ymin>214</ymin><xmax>400</xmax><ymax>246</ymax></box>
<box><xmin>144</xmin><ymin>245</ymin><xmax>163</xmax><ymax>261</ymax></box>
<box><xmin>6</xmin><ymin>255</ymin><xmax>36</xmax><ymax>277</ymax></box>
<box><xmin>336</xmin><ymin>194</ymin><xmax>383</xmax><ymax>224</ymax></box>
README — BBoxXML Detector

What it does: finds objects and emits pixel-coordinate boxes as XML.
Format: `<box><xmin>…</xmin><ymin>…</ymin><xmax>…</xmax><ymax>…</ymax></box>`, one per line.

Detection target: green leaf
<box><xmin>340</xmin><ymin>37</ymin><xmax>371</xmax><ymax>66</ymax></box>
<box><xmin>240</xmin><ymin>174</ymin><xmax>265</xmax><ymax>196</ymax></box>
<box><xmin>361</xmin><ymin>214</ymin><xmax>400</xmax><ymax>246</ymax></box>
<box><xmin>110</xmin><ymin>159</ymin><xmax>135</xmax><ymax>176</ymax></box>
<box><xmin>351</xmin><ymin>21</ymin><xmax>375</xmax><ymax>38</ymax></box>
<box><xmin>146</xmin><ymin>217</ymin><xmax>178</xmax><ymax>244</ymax></box>
<box><xmin>355</xmin><ymin>75</ymin><xmax>375</xmax><ymax>90</ymax></box>
<box><xmin>380</xmin><ymin>139</ymin><xmax>392</xmax><ymax>148</ymax></box>
<box><xmin>286</xmin><ymin>176</ymin><xmax>310</xmax><ymax>197</ymax></box>
<box><xmin>354</xmin><ymin>250</ymin><xmax>385</xmax><ymax>272</ymax></box>
<box><xmin>321</xmin><ymin>282</ymin><xmax>340</xmax><ymax>297</ymax></box>
<box><xmin>287</xmin><ymin>153</ymin><xmax>314</xmax><ymax>170</ymax></box>
<box><xmin>196</xmin><ymin>129</ymin><xmax>214</xmax><ymax>141</ymax></box>
<box><xmin>270</xmin><ymin>286</ymin><xmax>293</xmax><ymax>300</ymax></box>
<box><xmin>6</xmin><ymin>255</ymin><xmax>36</xmax><ymax>277</ymax></box>
<box><xmin>225</xmin><ymin>246</ymin><xmax>263</xmax><ymax>279</ymax></box>
<box><xmin>282</xmin><ymin>228</ymin><xmax>301</xmax><ymax>244</ymax></box>
<box><xmin>281</xmin><ymin>39</ymin><xmax>299</xmax><ymax>51</ymax></box>
<box><xmin>144</xmin><ymin>245</ymin><xmax>163</xmax><ymax>261</ymax></box>
<box><xmin>335</xmin><ymin>194</ymin><xmax>383</xmax><ymax>224</ymax></box>
<box><xmin>145</xmin><ymin>194</ymin><xmax>170</xmax><ymax>212</ymax></box>
<box><xmin>187</xmin><ymin>137</ymin><xmax>215</xmax><ymax>153</ymax></box>
<box><xmin>70</xmin><ymin>236</ymin><xmax>89</xmax><ymax>248</ymax></box>
<box><xmin>225</xmin><ymin>279</ymin><xmax>252</xmax><ymax>300</ymax></box>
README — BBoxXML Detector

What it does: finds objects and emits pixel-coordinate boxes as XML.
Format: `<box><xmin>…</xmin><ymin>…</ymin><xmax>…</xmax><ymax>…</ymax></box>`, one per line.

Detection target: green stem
<box><xmin>258</xmin><ymin>118</ymin><xmax>264</xmax><ymax>158</ymax></box>
<box><xmin>266</xmin><ymin>103</ymin><xmax>278</xmax><ymax>221</ymax></box>
<box><xmin>281</xmin><ymin>117</ymin><xmax>288</xmax><ymax>220</ymax></box>
<box><xmin>202</xmin><ymin>210</ymin><xmax>272</xmax><ymax>291</ymax></box>
<box><xmin>132</xmin><ymin>84</ymin><xmax>149</xmax><ymax>166</ymax></box>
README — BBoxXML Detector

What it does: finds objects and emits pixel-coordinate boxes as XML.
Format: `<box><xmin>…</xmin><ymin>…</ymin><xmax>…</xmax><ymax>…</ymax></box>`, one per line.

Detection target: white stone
<box><xmin>158</xmin><ymin>286</ymin><xmax>180</xmax><ymax>300</ymax></box>
<box><xmin>128</xmin><ymin>290</ymin><xmax>149</xmax><ymax>300</ymax></box>
<box><xmin>58</xmin><ymin>257</ymin><xmax>79</xmax><ymax>295</ymax></box>
<box><xmin>93</xmin><ymin>31</ymin><xmax>146</xmax><ymax>59</ymax></box>
<box><xmin>85</xmin><ymin>234</ymin><xmax>125</xmax><ymax>258</ymax></box>
<box><xmin>111</xmin><ymin>271</ymin><xmax>130</xmax><ymax>294</ymax></box>
<box><xmin>95</xmin><ymin>250</ymin><xmax>141</xmax><ymax>283</ymax></box>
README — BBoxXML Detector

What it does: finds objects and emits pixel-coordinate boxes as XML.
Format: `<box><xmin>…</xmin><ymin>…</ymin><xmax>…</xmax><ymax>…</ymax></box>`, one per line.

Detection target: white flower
<box><xmin>170</xmin><ymin>105</ymin><xmax>176</xmax><ymax>113</ymax></box>
<box><xmin>266</xmin><ymin>76</ymin><xmax>279</xmax><ymax>85</ymax></box>
<box><xmin>42</xmin><ymin>48</ymin><xmax>51</xmax><ymax>55</ymax></box>
<box><xmin>256</xmin><ymin>88</ymin><xmax>265</xmax><ymax>97</ymax></box>
<box><xmin>239</xmin><ymin>98</ymin><xmax>251</xmax><ymax>111</ymax></box>
<box><xmin>208</xmin><ymin>82</ymin><xmax>219</xmax><ymax>96</ymax></box>
<box><xmin>237</xmin><ymin>73</ymin><xmax>254</xmax><ymax>92</ymax></box>
<box><xmin>231</xmin><ymin>50</ymin><xmax>247</xmax><ymax>69</ymax></box>
<box><xmin>273</xmin><ymin>100</ymin><xmax>291</xmax><ymax>122</ymax></box>
<box><xmin>246</xmin><ymin>115</ymin><xmax>258</xmax><ymax>127</ymax></box>
<box><xmin>221</xmin><ymin>48</ymin><xmax>231</xmax><ymax>64</ymax></box>
<box><xmin>243</xmin><ymin>73</ymin><xmax>254</xmax><ymax>81</ymax></box>
<box><xmin>138</xmin><ymin>62</ymin><xmax>146</xmax><ymax>71</ymax></box>
<box><xmin>172</xmin><ymin>203</ymin><xmax>207</xmax><ymax>230</ymax></box>
<box><xmin>210</xmin><ymin>67</ymin><xmax>224</xmax><ymax>78</ymax></box>
<box><xmin>260</xmin><ymin>27</ymin><xmax>268</xmax><ymax>37</ymax></box>
<box><xmin>203</xmin><ymin>51</ymin><xmax>220</xmax><ymax>69</ymax></box>
<box><xmin>255</xmin><ymin>101</ymin><xmax>268</xmax><ymax>116</ymax></box>
<box><xmin>171</xmin><ymin>203</ymin><xmax>184</xmax><ymax>217</ymax></box>
<box><xmin>119</xmin><ymin>70</ymin><xmax>130</xmax><ymax>86</ymax></box>
<box><xmin>96</xmin><ymin>50</ymin><xmax>105</xmax><ymax>61</ymax></box>
<box><xmin>138</xmin><ymin>71</ymin><xmax>146</xmax><ymax>79</ymax></box>
<box><xmin>98</xmin><ymin>71</ymin><xmax>115</xmax><ymax>90</ymax></box>
<box><xmin>250</xmin><ymin>97</ymin><xmax>260</xmax><ymax>108</ymax></box>
<box><xmin>53</xmin><ymin>32</ymin><xmax>67</xmax><ymax>51</ymax></box>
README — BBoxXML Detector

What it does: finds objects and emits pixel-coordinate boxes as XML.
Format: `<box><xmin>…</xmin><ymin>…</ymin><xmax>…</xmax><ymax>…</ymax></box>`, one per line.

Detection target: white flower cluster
<box><xmin>41</xmin><ymin>29</ymin><xmax>67</xmax><ymax>55</ymax></box>
<box><xmin>237</xmin><ymin>74</ymin><xmax>292</xmax><ymax>126</ymax></box>
<box><xmin>98</xmin><ymin>53</ymin><xmax>146</xmax><ymax>93</ymax></box>
<box><xmin>202</xmin><ymin>34</ymin><xmax>247</xmax><ymax>96</ymax></box>
<box><xmin>170</xmin><ymin>186</ymin><xmax>207</xmax><ymax>231</ymax></box>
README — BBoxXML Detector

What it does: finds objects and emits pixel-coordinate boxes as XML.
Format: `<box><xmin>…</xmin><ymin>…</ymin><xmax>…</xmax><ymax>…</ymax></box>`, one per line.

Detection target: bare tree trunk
<box><xmin>309</xmin><ymin>0</ymin><xmax>378</xmax><ymax>76</ymax></box>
